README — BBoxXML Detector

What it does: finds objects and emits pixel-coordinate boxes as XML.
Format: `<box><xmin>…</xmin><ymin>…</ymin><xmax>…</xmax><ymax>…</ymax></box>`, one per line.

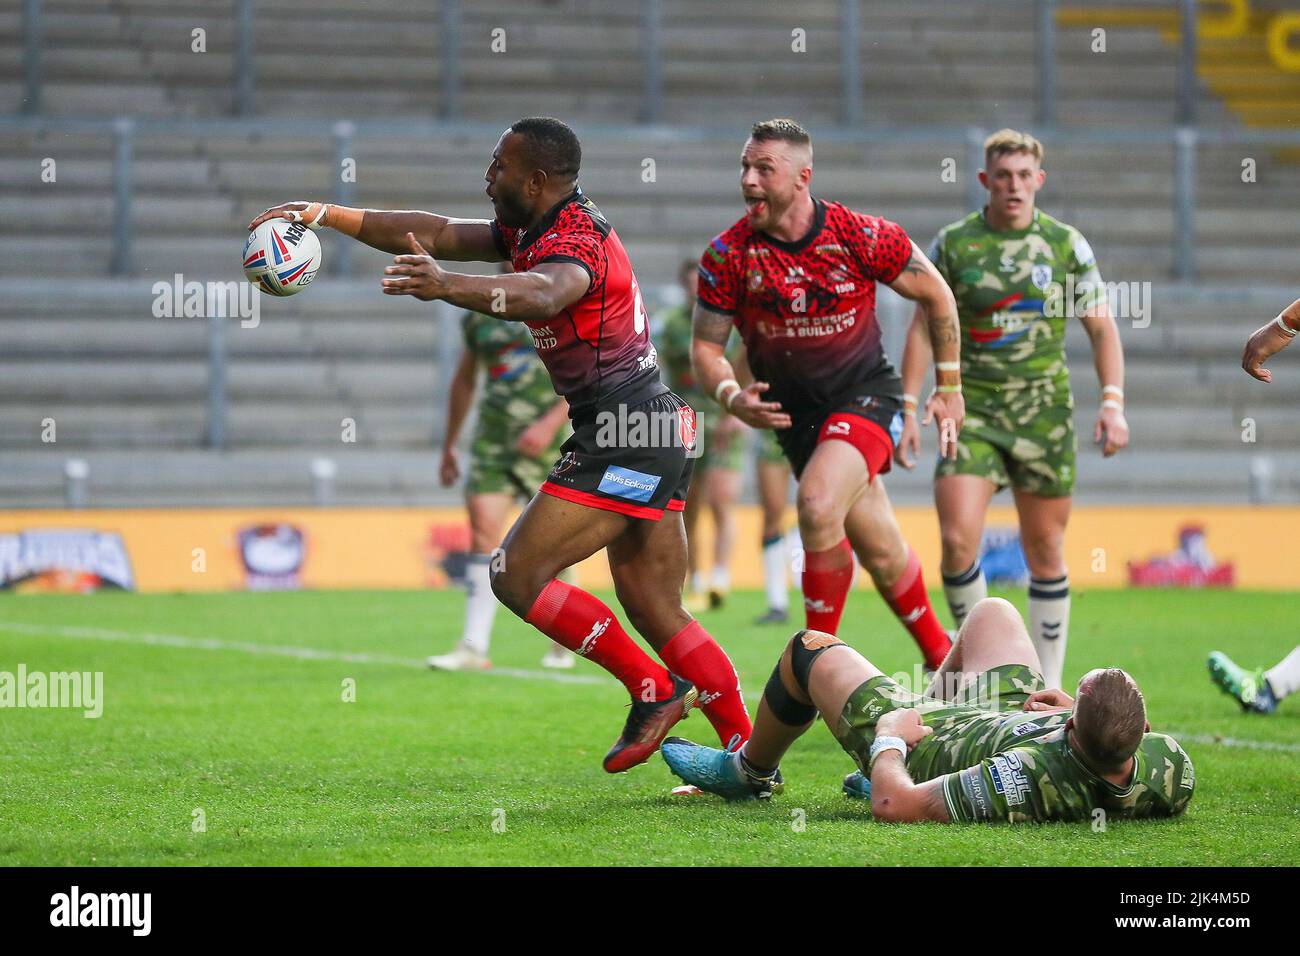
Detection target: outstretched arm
<box><xmin>248</xmin><ymin>201</ymin><xmax>503</xmax><ymax>261</ymax></box>
<box><xmin>1242</xmin><ymin>297</ymin><xmax>1300</xmax><ymax>383</ymax></box>
<box><xmin>381</xmin><ymin>234</ymin><xmax>589</xmax><ymax>321</ymax></box>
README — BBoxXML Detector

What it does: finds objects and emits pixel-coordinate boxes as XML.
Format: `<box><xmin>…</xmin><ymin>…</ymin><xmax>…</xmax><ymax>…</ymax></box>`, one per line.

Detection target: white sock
<box><xmin>710</xmin><ymin>565</ymin><xmax>731</xmax><ymax>592</ymax></box>
<box><xmin>690</xmin><ymin>571</ymin><xmax>705</xmax><ymax>595</ymax></box>
<box><xmin>1265</xmin><ymin>645</ymin><xmax>1300</xmax><ymax>700</ymax></box>
<box><xmin>459</xmin><ymin>553</ymin><xmax>497</xmax><ymax>656</ymax></box>
<box><xmin>762</xmin><ymin>533</ymin><xmax>788</xmax><ymax>611</ymax></box>
<box><xmin>942</xmin><ymin>560</ymin><xmax>988</xmax><ymax>629</ymax></box>
<box><xmin>787</xmin><ymin>529</ymin><xmax>804</xmax><ymax>593</ymax></box>
<box><xmin>1028</xmin><ymin>573</ymin><xmax>1070</xmax><ymax>688</ymax></box>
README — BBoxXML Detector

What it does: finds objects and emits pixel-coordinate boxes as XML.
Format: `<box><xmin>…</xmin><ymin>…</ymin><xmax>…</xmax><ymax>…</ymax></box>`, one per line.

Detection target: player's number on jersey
<box><xmin>632</xmin><ymin>278</ymin><xmax>647</xmax><ymax>336</ymax></box>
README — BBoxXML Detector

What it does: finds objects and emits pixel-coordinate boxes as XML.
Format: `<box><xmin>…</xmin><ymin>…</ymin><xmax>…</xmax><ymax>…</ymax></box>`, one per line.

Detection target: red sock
<box><xmin>659</xmin><ymin>620</ymin><xmax>752</xmax><ymax>745</ymax></box>
<box><xmin>881</xmin><ymin>548</ymin><xmax>952</xmax><ymax>670</ymax></box>
<box><xmin>802</xmin><ymin>537</ymin><xmax>855</xmax><ymax>634</ymax></box>
<box><xmin>525</xmin><ymin>580</ymin><xmax>673</xmax><ymax>699</ymax></box>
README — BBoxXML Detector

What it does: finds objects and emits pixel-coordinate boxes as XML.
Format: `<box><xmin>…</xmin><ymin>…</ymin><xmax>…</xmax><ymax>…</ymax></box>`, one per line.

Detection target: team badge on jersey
<box><xmin>1031</xmin><ymin>263</ymin><xmax>1053</xmax><ymax>291</ymax></box>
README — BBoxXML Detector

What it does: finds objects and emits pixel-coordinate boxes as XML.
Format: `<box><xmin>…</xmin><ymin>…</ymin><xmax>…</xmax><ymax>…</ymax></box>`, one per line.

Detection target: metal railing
<box><xmin>7</xmin><ymin>112</ymin><xmax>1298</xmax><ymax>285</ymax></box>
<box><xmin>19</xmin><ymin>0</ymin><xmax>1212</xmax><ymax>128</ymax></box>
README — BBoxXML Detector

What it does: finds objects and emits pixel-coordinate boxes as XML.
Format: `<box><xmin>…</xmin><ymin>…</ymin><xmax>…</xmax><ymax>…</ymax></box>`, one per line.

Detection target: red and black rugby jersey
<box><xmin>696</xmin><ymin>199</ymin><xmax>913</xmax><ymax>412</ymax></box>
<box><xmin>492</xmin><ymin>189</ymin><xmax>659</xmax><ymax>413</ymax></box>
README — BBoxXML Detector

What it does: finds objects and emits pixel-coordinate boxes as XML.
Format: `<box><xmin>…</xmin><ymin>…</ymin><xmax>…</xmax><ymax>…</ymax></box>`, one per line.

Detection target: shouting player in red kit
<box><xmin>249</xmin><ymin>117</ymin><xmax>751</xmax><ymax>772</ymax></box>
<box><xmin>692</xmin><ymin>119</ymin><xmax>964</xmax><ymax>671</ymax></box>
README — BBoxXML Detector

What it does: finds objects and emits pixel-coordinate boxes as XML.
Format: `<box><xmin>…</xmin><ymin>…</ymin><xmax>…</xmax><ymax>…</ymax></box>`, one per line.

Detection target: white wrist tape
<box><xmin>1102</xmin><ymin>384</ymin><xmax>1125</xmax><ymax>398</ymax></box>
<box><xmin>1101</xmin><ymin>399</ymin><xmax>1124</xmax><ymax>412</ymax></box>
<box><xmin>714</xmin><ymin>378</ymin><xmax>740</xmax><ymax>406</ymax></box>
<box><xmin>288</xmin><ymin>202</ymin><xmax>330</xmax><ymax>230</ymax></box>
<box><xmin>868</xmin><ymin>735</ymin><xmax>908</xmax><ymax>768</ymax></box>
<box><xmin>935</xmin><ymin>361</ymin><xmax>961</xmax><ymax>372</ymax></box>
<box><xmin>1274</xmin><ymin>315</ymin><xmax>1298</xmax><ymax>338</ymax></box>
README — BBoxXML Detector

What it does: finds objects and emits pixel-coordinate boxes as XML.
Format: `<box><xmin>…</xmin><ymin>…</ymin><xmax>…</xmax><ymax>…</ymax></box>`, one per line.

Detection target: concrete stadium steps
<box><xmin>0</xmin><ymin>401</ymin><xmax>438</xmax><ymax>449</ymax></box>
<box><xmin>1</xmin><ymin>0</ymin><xmax>1206</xmax><ymax>127</ymax></box>
<box><xmin>4</xmin><ymin>444</ymin><xmax>1298</xmax><ymax>509</ymax></box>
<box><xmin>4</xmin><ymin>123</ymin><xmax>1292</xmax><ymax>283</ymax></box>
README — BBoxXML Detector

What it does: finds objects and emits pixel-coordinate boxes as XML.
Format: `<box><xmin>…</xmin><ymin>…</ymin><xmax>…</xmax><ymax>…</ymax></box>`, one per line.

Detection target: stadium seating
<box><xmin>0</xmin><ymin>0</ymin><xmax>1295</xmax><ymax>506</ymax></box>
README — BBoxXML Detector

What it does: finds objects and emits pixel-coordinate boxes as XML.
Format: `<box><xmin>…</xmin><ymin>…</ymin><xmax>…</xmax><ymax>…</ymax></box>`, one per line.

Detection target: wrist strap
<box><xmin>935</xmin><ymin>384</ymin><xmax>962</xmax><ymax>394</ymax></box>
<box><xmin>714</xmin><ymin>378</ymin><xmax>741</xmax><ymax>406</ymax></box>
<box><xmin>1102</xmin><ymin>384</ymin><xmax>1124</xmax><ymax>398</ymax></box>
<box><xmin>321</xmin><ymin>203</ymin><xmax>363</xmax><ymax>237</ymax></box>
<box><xmin>935</xmin><ymin>361</ymin><xmax>961</xmax><ymax>372</ymax></box>
<box><xmin>1275</xmin><ymin>314</ymin><xmax>1298</xmax><ymax>338</ymax></box>
<box><xmin>868</xmin><ymin>735</ymin><xmax>908</xmax><ymax>769</ymax></box>
<box><xmin>1101</xmin><ymin>399</ymin><xmax>1124</xmax><ymax>412</ymax></box>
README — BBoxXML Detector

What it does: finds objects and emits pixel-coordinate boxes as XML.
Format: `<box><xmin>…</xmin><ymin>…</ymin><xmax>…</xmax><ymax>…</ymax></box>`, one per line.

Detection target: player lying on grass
<box><xmin>662</xmin><ymin>597</ymin><xmax>1195</xmax><ymax>823</ymax></box>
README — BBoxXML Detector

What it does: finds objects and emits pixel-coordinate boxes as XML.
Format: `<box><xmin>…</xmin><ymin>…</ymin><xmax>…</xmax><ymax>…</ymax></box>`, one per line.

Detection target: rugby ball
<box><xmin>243</xmin><ymin>218</ymin><xmax>321</xmax><ymax>296</ymax></box>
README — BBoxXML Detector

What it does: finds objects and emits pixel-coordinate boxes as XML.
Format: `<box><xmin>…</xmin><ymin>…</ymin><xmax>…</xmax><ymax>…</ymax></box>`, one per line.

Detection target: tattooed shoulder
<box><xmin>692</xmin><ymin>305</ymin><xmax>734</xmax><ymax>345</ymax></box>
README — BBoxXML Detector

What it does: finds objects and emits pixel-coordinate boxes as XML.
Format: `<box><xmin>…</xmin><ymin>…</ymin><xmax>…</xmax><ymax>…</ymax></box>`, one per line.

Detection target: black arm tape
<box><xmin>762</xmin><ymin>660</ymin><xmax>818</xmax><ymax>727</ymax></box>
<box><xmin>788</xmin><ymin>629</ymin><xmax>846</xmax><ymax>695</ymax></box>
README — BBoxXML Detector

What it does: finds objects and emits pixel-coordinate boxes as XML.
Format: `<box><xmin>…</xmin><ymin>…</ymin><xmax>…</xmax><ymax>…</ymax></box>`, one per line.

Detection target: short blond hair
<box><xmin>1074</xmin><ymin>668</ymin><xmax>1146</xmax><ymax>770</ymax></box>
<box><xmin>984</xmin><ymin>128</ymin><xmax>1043</xmax><ymax>167</ymax></box>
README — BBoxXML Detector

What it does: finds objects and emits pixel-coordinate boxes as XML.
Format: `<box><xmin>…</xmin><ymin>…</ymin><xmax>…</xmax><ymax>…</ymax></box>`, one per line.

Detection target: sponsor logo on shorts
<box><xmin>824</xmin><ymin>421</ymin><xmax>851</xmax><ymax>437</ymax></box>
<box><xmin>597</xmin><ymin>465</ymin><xmax>661</xmax><ymax>503</ymax></box>
<box><xmin>595</xmin><ymin>404</ymin><xmax>703</xmax><ymax>458</ymax></box>
<box><xmin>550</xmin><ymin>452</ymin><xmax>580</xmax><ymax>479</ymax></box>
<box><xmin>889</xmin><ymin>411</ymin><xmax>904</xmax><ymax>445</ymax></box>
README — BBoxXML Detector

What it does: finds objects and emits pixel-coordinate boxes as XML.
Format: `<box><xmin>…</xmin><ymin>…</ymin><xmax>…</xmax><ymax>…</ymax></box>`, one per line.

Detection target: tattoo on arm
<box><xmin>902</xmin><ymin>248</ymin><xmax>930</xmax><ymax>276</ymax></box>
<box><xmin>692</xmin><ymin>305</ymin><xmax>734</xmax><ymax>346</ymax></box>
<box><xmin>921</xmin><ymin>779</ymin><xmax>952</xmax><ymax>822</ymax></box>
<box><xmin>926</xmin><ymin>307</ymin><xmax>959</xmax><ymax>349</ymax></box>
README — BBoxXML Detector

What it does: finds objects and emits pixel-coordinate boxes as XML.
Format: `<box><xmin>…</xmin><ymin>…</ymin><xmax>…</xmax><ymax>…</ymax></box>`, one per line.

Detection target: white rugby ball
<box><xmin>242</xmin><ymin>218</ymin><xmax>322</xmax><ymax>296</ymax></box>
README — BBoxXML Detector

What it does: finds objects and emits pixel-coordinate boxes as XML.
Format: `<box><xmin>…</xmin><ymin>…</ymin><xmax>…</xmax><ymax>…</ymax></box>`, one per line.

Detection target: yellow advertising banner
<box><xmin>0</xmin><ymin>505</ymin><xmax>1295</xmax><ymax>593</ymax></box>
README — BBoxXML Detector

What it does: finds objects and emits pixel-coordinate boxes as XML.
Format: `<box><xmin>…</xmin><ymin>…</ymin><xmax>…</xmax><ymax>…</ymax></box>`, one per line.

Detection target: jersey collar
<box><xmin>517</xmin><ymin>186</ymin><xmax>584</xmax><ymax>252</ymax></box>
<box><xmin>757</xmin><ymin>197</ymin><xmax>827</xmax><ymax>254</ymax></box>
<box><xmin>980</xmin><ymin>205</ymin><xmax>1040</xmax><ymax>237</ymax></box>
<box><xmin>1064</xmin><ymin>731</ymin><xmax>1139</xmax><ymax>796</ymax></box>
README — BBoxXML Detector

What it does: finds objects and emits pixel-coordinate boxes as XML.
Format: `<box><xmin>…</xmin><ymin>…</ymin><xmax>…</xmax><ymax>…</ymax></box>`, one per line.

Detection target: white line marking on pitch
<box><xmin>0</xmin><ymin>620</ymin><xmax>608</xmax><ymax>687</ymax></box>
<box><xmin>1171</xmin><ymin>732</ymin><xmax>1300</xmax><ymax>754</ymax></box>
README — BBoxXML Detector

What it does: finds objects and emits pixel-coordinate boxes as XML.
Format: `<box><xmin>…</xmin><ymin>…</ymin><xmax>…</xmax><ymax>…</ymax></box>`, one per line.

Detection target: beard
<box><xmin>491</xmin><ymin>187</ymin><xmax>531</xmax><ymax>229</ymax></box>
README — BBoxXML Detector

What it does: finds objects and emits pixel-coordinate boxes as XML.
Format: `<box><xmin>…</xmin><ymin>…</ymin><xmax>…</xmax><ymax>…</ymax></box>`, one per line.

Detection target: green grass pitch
<box><xmin>1</xmin><ymin>587</ymin><xmax>1296</xmax><ymax>866</ymax></box>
